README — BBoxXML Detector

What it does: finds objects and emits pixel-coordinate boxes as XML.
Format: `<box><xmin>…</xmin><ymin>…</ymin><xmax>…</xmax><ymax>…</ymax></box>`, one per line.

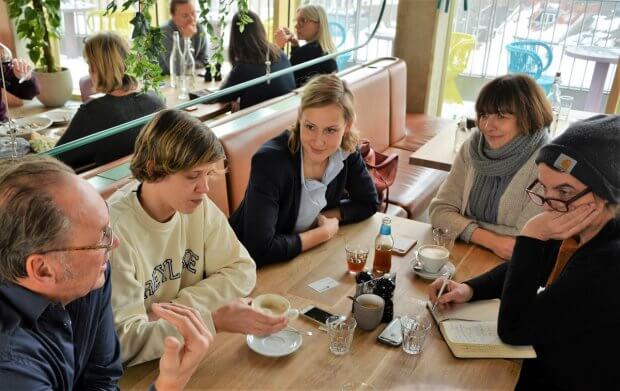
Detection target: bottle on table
<box><xmin>453</xmin><ymin>115</ymin><xmax>468</xmax><ymax>152</ymax></box>
<box><xmin>372</xmin><ymin>217</ymin><xmax>393</xmax><ymax>276</ymax></box>
<box><xmin>170</xmin><ymin>31</ymin><xmax>188</xmax><ymax>99</ymax></box>
<box><xmin>547</xmin><ymin>72</ymin><xmax>562</xmax><ymax>135</ymax></box>
<box><xmin>183</xmin><ymin>37</ymin><xmax>196</xmax><ymax>90</ymax></box>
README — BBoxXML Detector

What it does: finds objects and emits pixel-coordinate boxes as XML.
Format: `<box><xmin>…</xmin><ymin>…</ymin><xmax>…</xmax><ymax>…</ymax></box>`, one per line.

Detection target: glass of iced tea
<box><xmin>345</xmin><ymin>243</ymin><xmax>369</xmax><ymax>274</ymax></box>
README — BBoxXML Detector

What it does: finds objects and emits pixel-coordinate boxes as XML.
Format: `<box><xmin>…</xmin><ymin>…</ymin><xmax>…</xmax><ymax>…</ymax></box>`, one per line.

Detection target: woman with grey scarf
<box><xmin>429</xmin><ymin>75</ymin><xmax>552</xmax><ymax>260</ymax></box>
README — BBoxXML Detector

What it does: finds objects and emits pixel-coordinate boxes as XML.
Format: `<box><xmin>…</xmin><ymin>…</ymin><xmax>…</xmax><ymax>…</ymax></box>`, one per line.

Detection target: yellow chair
<box><xmin>444</xmin><ymin>32</ymin><xmax>475</xmax><ymax>104</ymax></box>
<box><xmin>86</xmin><ymin>10</ymin><xmax>135</xmax><ymax>40</ymax></box>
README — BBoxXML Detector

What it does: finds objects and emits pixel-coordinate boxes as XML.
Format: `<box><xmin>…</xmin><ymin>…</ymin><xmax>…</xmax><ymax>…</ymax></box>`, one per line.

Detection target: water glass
<box><xmin>400</xmin><ymin>315</ymin><xmax>431</xmax><ymax>355</ymax></box>
<box><xmin>559</xmin><ymin>96</ymin><xmax>574</xmax><ymax>121</ymax></box>
<box><xmin>345</xmin><ymin>243</ymin><xmax>369</xmax><ymax>274</ymax></box>
<box><xmin>432</xmin><ymin>227</ymin><xmax>455</xmax><ymax>252</ymax></box>
<box><xmin>327</xmin><ymin>316</ymin><xmax>356</xmax><ymax>355</ymax></box>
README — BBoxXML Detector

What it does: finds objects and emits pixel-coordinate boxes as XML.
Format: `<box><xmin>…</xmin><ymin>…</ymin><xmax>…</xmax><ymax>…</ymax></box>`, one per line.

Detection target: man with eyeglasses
<box><xmin>428</xmin><ymin>115</ymin><xmax>619</xmax><ymax>389</ymax></box>
<box><xmin>0</xmin><ymin>156</ymin><xmax>212</xmax><ymax>390</ymax></box>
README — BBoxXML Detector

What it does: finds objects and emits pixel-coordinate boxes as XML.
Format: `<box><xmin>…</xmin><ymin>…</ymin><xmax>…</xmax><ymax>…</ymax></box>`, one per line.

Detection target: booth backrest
<box><xmin>213</xmin><ymin>57</ymin><xmax>409</xmax><ymax>216</ymax></box>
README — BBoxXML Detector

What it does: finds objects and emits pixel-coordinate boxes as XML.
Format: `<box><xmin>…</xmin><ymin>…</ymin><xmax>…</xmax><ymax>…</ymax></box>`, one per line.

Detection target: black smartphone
<box><xmin>300</xmin><ymin>305</ymin><xmax>335</xmax><ymax>326</ymax></box>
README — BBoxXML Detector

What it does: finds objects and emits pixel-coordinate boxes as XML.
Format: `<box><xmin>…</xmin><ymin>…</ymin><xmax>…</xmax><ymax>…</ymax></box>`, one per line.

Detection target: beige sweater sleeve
<box><xmin>110</xmin><ymin>240</ymin><xmax>183</xmax><ymax>366</ymax></box>
<box><xmin>429</xmin><ymin>142</ymin><xmax>478</xmax><ymax>240</ymax></box>
<box><xmin>169</xmin><ymin>199</ymin><xmax>257</xmax><ymax>327</ymax></box>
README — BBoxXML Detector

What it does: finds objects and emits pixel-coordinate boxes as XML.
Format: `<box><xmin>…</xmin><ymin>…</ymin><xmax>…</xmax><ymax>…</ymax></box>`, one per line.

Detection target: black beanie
<box><xmin>536</xmin><ymin>114</ymin><xmax>619</xmax><ymax>204</ymax></box>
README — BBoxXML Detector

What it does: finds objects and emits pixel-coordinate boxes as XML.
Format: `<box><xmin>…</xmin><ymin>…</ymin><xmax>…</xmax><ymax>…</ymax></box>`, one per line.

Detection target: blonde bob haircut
<box><xmin>288</xmin><ymin>74</ymin><xmax>358</xmax><ymax>154</ymax></box>
<box><xmin>298</xmin><ymin>4</ymin><xmax>336</xmax><ymax>54</ymax></box>
<box><xmin>83</xmin><ymin>32</ymin><xmax>137</xmax><ymax>94</ymax></box>
<box><xmin>131</xmin><ymin>109</ymin><xmax>226</xmax><ymax>182</ymax></box>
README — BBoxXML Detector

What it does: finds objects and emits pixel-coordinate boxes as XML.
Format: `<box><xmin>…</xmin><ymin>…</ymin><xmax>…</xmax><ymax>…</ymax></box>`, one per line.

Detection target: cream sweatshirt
<box><xmin>109</xmin><ymin>182</ymin><xmax>256</xmax><ymax>366</ymax></box>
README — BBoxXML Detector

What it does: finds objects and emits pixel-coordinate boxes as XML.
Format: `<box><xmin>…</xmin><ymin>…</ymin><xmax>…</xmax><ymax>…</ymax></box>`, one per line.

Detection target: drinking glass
<box><xmin>400</xmin><ymin>314</ymin><xmax>431</xmax><ymax>355</ymax></box>
<box><xmin>559</xmin><ymin>96</ymin><xmax>574</xmax><ymax>121</ymax></box>
<box><xmin>432</xmin><ymin>227</ymin><xmax>455</xmax><ymax>252</ymax></box>
<box><xmin>341</xmin><ymin>381</ymin><xmax>376</xmax><ymax>391</ymax></box>
<box><xmin>345</xmin><ymin>243</ymin><xmax>369</xmax><ymax>274</ymax></box>
<box><xmin>327</xmin><ymin>316</ymin><xmax>356</xmax><ymax>355</ymax></box>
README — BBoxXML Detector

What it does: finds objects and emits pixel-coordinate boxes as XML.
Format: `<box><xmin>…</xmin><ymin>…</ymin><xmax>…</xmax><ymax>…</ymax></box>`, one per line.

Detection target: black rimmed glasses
<box><xmin>525</xmin><ymin>179</ymin><xmax>591</xmax><ymax>213</ymax></box>
<box><xmin>40</xmin><ymin>225</ymin><xmax>115</xmax><ymax>254</ymax></box>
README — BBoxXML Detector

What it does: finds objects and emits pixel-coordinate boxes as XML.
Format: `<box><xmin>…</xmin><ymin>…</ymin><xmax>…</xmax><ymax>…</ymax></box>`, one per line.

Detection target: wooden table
<box><xmin>120</xmin><ymin>214</ymin><xmax>520</xmax><ymax>390</ymax></box>
<box><xmin>409</xmin><ymin>110</ymin><xmax>600</xmax><ymax>172</ymax></box>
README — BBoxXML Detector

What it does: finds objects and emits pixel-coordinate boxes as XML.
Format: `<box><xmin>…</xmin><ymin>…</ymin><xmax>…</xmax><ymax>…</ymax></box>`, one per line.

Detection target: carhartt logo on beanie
<box><xmin>536</xmin><ymin>114</ymin><xmax>619</xmax><ymax>204</ymax></box>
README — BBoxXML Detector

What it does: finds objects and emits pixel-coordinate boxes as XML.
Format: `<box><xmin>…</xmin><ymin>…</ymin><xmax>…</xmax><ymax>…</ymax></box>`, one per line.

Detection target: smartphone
<box><xmin>377</xmin><ymin>317</ymin><xmax>402</xmax><ymax>346</ymax></box>
<box><xmin>300</xmin><ymin>305</ymin><xmax>335</xmax><ymax>326</ymax></box>
<box><xmin>393</xmin><ymin>236</ymin><xmax>418</xmax><ymax>255</ymax></box>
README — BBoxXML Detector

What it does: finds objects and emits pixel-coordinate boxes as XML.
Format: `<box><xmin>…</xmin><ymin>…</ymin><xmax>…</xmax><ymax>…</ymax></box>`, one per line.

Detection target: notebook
<box><xmin>428</xmin><ymin>299</ymin><xmax>537</xmax><ymax>359</ymax></box>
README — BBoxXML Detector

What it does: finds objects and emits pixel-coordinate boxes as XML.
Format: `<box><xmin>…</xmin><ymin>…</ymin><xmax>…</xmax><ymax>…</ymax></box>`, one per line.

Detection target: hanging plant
<box><xmin>106</xmin><ymin>0</ymin><xmax>251</xmax><ymax>93</ymax></box>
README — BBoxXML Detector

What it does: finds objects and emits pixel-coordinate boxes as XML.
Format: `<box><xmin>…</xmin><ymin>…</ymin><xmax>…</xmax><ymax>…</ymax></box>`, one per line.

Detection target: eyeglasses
<box><xmin>40</xmin><ymin>225</ymin><xmax>115</xmax><ymax>254</ymax></box>
<box><xmin>295</xmin><ymin>17</ymin><xmax>317</xmax><ymax>26</ymax></box>
<box><xmin>525</xmin><ymin>179</ymin><xmax>591</xmax><ymax>212</ymax></box>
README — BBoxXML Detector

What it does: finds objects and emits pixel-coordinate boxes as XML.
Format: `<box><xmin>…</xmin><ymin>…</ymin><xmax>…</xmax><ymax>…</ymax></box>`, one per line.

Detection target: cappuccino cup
<box><xmin>252</xmin><ymin>294</ymin><xmax>299</xmax><ymax>320</ymax></box>
<box><xmin>417</xmin><ymin>245</ymin><xmax>450</xmax><ymax>273</ymax></box>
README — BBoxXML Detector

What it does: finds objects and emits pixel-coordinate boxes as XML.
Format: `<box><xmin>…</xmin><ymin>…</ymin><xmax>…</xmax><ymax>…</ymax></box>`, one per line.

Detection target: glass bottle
<box><xmin>372</xmin><ymin>217</ymin><xmax>394</xmax><ymax>276</ymax></box>
<box><xmin>169</xmin><ymin>31</ymin><xmax>184</xmax><ymax>89</ymax></box>
<box><xmin>453</xmin><ymin>116</ymin><xmax>468</xmax><ymax>152</ymax></box>
<box><xmin>547</xmin><ymin>72</ymin><xmax>562</xmax><ymax>135</ymax></box>
<box><xmin>183</xmin><ymin>37</ymin><xmax>196</xmax><ymax>90</ymax></box>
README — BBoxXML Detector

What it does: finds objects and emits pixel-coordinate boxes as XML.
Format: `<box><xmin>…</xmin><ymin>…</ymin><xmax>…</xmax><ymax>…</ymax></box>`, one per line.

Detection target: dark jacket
<box><xmin>229</xmin><ymin>130</ymin><xmax>379</xmax><ymax>266</ymax></box>
<box><xmin>466</xmin><ymin>217</ymin><xmax>620</xmax><ymax>390</ymax></box>
<box><xmin>218</xmin><ymin>51</ymin><xmax>295</xmax><ymax>109</ymax></box>
<box><xmin>0</xmin><ymin>61</ymin><xmax>39</xmax><ymax>122</ymax></box>
<box><xmin>290</xmin><ymin>41</ymin><xmax>338</xmax><ymax>87</ymax></box>
<box><xmin>56</xmin><ymin>92</ymin><xmax>164</xmax><ymax>171</ymax></box>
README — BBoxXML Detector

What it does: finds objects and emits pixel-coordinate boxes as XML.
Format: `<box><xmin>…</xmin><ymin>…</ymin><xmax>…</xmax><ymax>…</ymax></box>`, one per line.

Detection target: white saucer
<box><xmin>410</xmin><ymin>251</ymin><xmax>456</xmax><ymax>280</ymax></box>
<box><xmin>246</xmin><ymin>329</ymin><xmax>302</xmax><ymax>357</ymax></box>
<box><xmin>42</xmin><ymin>108</ymin><xmax>76</xmax><ymax>124</ymax></box>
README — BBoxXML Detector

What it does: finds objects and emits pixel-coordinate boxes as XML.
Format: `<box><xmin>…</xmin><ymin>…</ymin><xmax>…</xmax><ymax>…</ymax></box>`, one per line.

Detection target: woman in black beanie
<box><xmin>429</xmin><ymin>115</ymin><xmax>620</xmax><ymax>390</ymax></box>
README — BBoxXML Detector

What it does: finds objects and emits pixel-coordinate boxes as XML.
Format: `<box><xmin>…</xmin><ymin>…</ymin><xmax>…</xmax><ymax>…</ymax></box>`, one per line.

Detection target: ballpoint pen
<box><xmin>431</xmin><ymin>272</ymin><xmax>451</xmax><ymax>312</ymax></box>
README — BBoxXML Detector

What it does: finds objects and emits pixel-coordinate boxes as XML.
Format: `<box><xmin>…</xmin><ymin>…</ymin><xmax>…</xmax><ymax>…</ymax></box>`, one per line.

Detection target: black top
<box><xmin>466</xmin><ymin>217</ymin><xmax>620</xmax><ymax>390</ymax></box>
<box><xmin>229</xmin><ymin>130</ymin><xmax>379</xmax><ymax>266</ymax></box>
<box><xmin>0</xmin><ymin>62</ymin><xmax>39</xmax><ymax>122</ymax></box>
<box><xmin>0</xmin><ymin>266</ymin><xmax>123</xmax><ymax>390</ymax></box>
<box><xmin>290</xmin><ymin>41</ymin><xmax>338</xmax><ymax>87</ymax></box>
<box><xmin>218</xmin><ymin>51</ymin><xmax>295</xmax><ymax>109</ymax></box>
<box><xmin>56</xmin><ymin>92</ymin><xmax>164</xmax><ymax>171</ymax></box>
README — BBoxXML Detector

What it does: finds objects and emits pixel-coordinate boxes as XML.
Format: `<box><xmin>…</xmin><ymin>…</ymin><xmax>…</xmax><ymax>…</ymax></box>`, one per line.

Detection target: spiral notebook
<box><xmin>428</xmin><ymin>299</ymin><xmax>537</xmax><ymax>359</ymax></box>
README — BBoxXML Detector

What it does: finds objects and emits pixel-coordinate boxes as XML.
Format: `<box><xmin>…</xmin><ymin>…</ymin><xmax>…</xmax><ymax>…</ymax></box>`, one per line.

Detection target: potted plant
<box><xmin>108</xmin><ymin>0</ymin><xmax>251</xmax><ymax>92</ymax></box>
<box><xmin>6</xmin><ymin>0</ymin><xmax>73</xmax><ymax>107</ymax></box>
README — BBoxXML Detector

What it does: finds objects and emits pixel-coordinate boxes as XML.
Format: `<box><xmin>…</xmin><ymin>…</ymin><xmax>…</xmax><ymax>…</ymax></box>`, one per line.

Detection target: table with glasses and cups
<box><xmin>120</xmin><ymin>213</ymin><xmax>521</xmax><ymax>390</ymax></box>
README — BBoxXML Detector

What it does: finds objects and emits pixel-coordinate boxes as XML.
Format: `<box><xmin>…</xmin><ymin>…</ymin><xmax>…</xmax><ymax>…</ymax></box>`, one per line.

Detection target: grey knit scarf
<box><xmin>467</xmin><ymin>129</ymin><xmax>548</xmax><ymax>224</ymax></box>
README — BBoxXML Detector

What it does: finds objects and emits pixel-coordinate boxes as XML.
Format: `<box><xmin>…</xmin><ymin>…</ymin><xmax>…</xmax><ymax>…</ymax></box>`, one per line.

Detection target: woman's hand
<box><xmin>274</xmin><ymin>27</ymin><xmax>296</xmax><ymax>48</ymax></box>
<box><xmin>212</xmin><ymin>298</ymin><xmax>288</xmax><ymax>335</ymax></box>
<box><xmin>317</xmin><ymin>214</ymin><xmax>339</xmax><ymax>241</ymax></box>
<box><xmin>521</xmin><ymin>203</ymin><xmax>600</xmax><ymax>241</ymax></box>
<box><xmin>428</xmin><ymin>278</ymin><xmax>473</xmax><ymax>311</ymax></box>
<box><xmin>11</xmin><ymin>58</ymin><xmax>33</xmax><ymax>81</ymax></box>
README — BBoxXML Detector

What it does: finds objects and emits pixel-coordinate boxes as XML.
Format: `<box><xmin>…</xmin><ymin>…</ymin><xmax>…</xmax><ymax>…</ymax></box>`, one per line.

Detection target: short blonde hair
<box><xmin>83</xmin><ymin>32</ymin><xmax>136</xmax><ymax>93</ymax></box>
<box><xmin>298</xmin><ymin>4</ymin><xmax>336</xmax><ymax>54</ymax></box>
<box><xmin>289</xmin><ymin>74</ymin><xmax>358</xmax><ymax>154</ymax></box>
<box><xmin>131</xmin><ymin>109</ymin><xmax>226</xmax><ymax>182</ymax></box>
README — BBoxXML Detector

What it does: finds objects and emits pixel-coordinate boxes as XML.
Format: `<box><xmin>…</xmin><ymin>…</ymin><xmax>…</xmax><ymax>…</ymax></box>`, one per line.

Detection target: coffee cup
<box><xmin>353</xmin><ymin>294</ymin><xmax>385</xmax><ymax>331</ymax></box>
<box><xmin>417</xmin><ymin>244</ymin><xmax>450</xmax><ymax>274</ymax></box>
<box><xmin>252</xmin><ymin>294</ymin><xmax>299</xmax><ymax>320</ymax></box>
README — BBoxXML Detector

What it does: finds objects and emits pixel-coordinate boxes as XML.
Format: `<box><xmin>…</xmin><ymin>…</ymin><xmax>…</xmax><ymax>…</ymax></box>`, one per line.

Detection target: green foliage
<box><xmin>6</xmin><ymin>0</ymin><xmax>61</xmax><ymax>72</ymax></box>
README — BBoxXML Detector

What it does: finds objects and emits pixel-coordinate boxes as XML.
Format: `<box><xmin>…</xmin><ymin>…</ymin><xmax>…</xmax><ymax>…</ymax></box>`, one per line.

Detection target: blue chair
<box><xmin>505</xmin><ymin>40</ymin><xmax>554</xmax><ymax>93</ymax></box>
<box><xmin>328</xmin><ymin>21</ymin><xmax>352</xmax><ymax>70</ymax></box>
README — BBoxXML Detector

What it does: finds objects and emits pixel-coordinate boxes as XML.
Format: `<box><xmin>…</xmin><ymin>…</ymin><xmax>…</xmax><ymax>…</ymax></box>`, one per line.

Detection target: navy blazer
<box><xmin>229</xmin><ymin>130</ymin><xmax>379</xmax><ymax>267</ymax></box>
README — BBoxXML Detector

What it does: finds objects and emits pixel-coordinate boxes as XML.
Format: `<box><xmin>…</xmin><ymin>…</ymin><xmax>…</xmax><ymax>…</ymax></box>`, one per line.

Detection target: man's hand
<box><xmin>212</xmin><ymin>298</ymin><xmax>288</xmax><ymax>335</ymax></box>
<box><xmin>521</xmin><ymin>203</ymin><xmax>600</xmax><ymax>241</ymax></box>
<box><xmin>317</xmin><ymin>214</ymin><xmax>339</xmax><ymax>241</ymax></box>
<box><xmin>428</xmin><ymin>278</ymin><xmax>473</xmax><ymax>311</ymax></box>
<box><xmin>179</xmin><ymin>23</ymin><xmax>197</xmax><ymax>39</ymax></box>
<box><xmin>152</xmin><ymin>303</ymin><xmax>213</xmax><ymax>391</ymax></box>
